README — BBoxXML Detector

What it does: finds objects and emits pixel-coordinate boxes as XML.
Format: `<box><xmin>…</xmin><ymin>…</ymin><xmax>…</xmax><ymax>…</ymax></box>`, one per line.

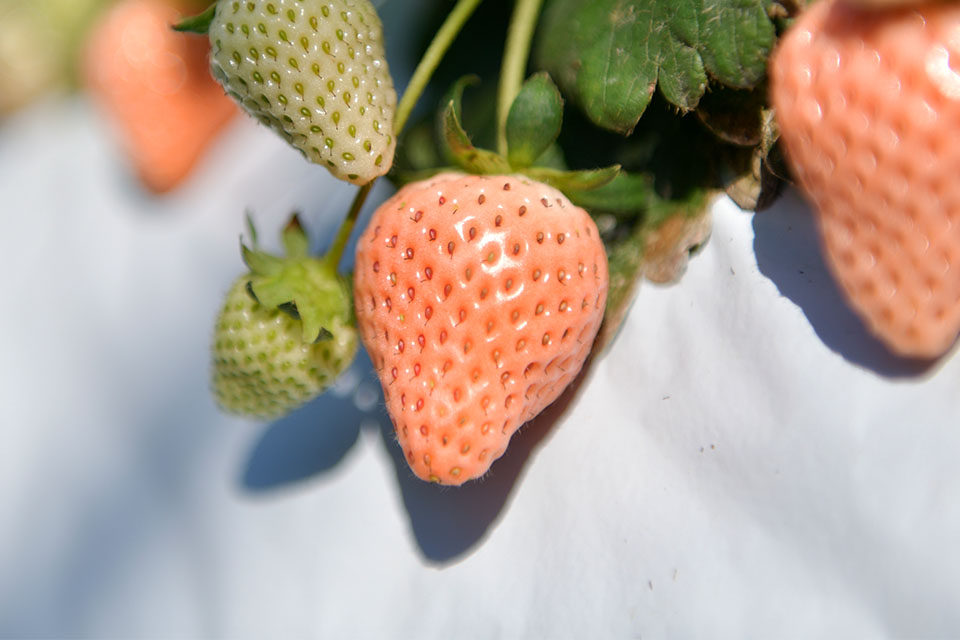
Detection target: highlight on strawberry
<box><xmin>353</xmin><ymin>173</ymin><xmax>609</xmax><ymax>485</ymax></box>
<box><xmin>212</xmin><ymin>215</ymin><xmax>358</xmax><ymax>418</ymax></box>
<box><xmin>196</xmin><ymin>0</ymin><xmax>960</xmax><ymax>486</ymax></box>
<box><xmin>176</xmin><ymin>0</ymin><xmax>397</xmax><ymax>185</ymax></box>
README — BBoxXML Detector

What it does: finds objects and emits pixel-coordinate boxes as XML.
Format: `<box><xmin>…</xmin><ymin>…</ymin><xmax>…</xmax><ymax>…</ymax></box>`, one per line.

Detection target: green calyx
<box><xmin>241</xmin><ymin>214</ymin><xmax>353</xmax><ymax>345</ymax></box>
<box><xmin>172</xmin><ymin>3</ymin><xmax>216</xmax><ymax>34</ymax></box>
<box><xmin>430</xmin><ymin>73</ymin><xmax>620</xmax><ymax>197</ymax></box>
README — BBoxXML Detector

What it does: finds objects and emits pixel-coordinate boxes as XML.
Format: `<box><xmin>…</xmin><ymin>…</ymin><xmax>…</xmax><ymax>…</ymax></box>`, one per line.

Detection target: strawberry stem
<box><xmin>325</xmin><ymin>0</ymin><xmax>484</xmax><ymax>271</ymax></box>
<box><xmin>393</xmin><ymin>0</ymin><xmax>484</xmax><ymax>134</ymax></box>
<box><xmin>325</xmin><ymin>181</ymin><xmax>374</xmax><ymax>270</ymax></box>
<box><xmin>496</xmin><ymin>0</ymin><xmax>545</xmax><ymax>157</ymax></box>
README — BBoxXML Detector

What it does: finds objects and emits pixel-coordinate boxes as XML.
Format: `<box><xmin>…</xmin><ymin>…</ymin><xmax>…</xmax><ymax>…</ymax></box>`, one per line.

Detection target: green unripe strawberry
<box><xmin>204</xmin><ymin>0</ymin><xmax>396</xmax><ymax>185</ymax></box>
<box><xmin>212</xmin><ymin>216</ymin><xmax>358</xmax><ymax>418</ymax></box>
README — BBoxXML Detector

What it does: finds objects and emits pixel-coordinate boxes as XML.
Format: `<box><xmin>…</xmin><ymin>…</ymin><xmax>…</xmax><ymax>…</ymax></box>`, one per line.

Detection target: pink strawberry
<box><xmin>770</xmin><ymin>0</ymin><xmax>960</xmax><ymax>358</ymax></box>
<box><xmin>353</xmin><ymin>173</ymin><xmax>608</xmax><ymax>485</ymax></box>
<box><xmin>84</xmin><ymin>0</ymin><xmax>237</xmax><ymax>193</ymax></box>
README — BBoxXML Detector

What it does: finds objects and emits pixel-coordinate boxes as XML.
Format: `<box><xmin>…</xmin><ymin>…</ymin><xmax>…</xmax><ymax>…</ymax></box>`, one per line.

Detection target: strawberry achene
<box><xmin>354</xmin><ymin>173</ymin><xmax>608</xmax><ymax>485</ymax></box>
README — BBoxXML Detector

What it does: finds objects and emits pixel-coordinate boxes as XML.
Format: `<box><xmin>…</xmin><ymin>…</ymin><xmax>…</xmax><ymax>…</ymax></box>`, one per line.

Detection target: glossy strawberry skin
<box><xmin>771</xmin><ymin>0</ymin><xmax>960</xmax><ymax>358</ymax></box>
<box><xmin>354</xmin><ymin>173</ymin><xmax>608</xmax><ymax>485</ymax></box>
<box><xmin>208</xmin><ymin>0</ymin><xmax>396</xmax><ymax>185</ymax></box>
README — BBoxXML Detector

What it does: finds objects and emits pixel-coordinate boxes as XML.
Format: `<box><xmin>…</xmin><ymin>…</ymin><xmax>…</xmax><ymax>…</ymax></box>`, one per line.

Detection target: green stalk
<box><xmin>324</xmin><ymin>181</ymin><xmax>373</xmax><ymax>270</ymax></box>
<box><xmin>496</xmin><ymin>0</ymin><xmax>545</xmax><ymax>156</ymax></box>
<box><xmin>393</xmin><ymin>0</ymin><xmax>485</xmax><ymax>134</ymax></box>
<box><xmin>325</xmin><ymin>0</ymin><xmax>484</xmax><ymax>270</ymax></box>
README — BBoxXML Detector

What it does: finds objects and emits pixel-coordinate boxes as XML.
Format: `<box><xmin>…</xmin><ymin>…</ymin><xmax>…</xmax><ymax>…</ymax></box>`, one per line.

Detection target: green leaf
<box><xmin>172</xmin><ymin>3</ymin><xmax>216</xmax><ymax>34</ymax></box>
<box><xmin>698</xmin><ymin>1</ymin><xmax>776</xmax><ymax>88</ymax></box>
<box><xmin>436</xmin><ymin>75</ymin><xmax>479</xmax><ymax>165</ymax></box>
<box><xmin>440</xmin><ymin>103</ymin><xmax>512</xmax><ymax>174</ymax></box>
<box><xmin>296</xmin><ymin>269</ymin><xmax>354</xmax><ymax>344</ymax></box>
<box><xmin>506</xmin><ymin>72</ymin><xmax>564</xmax><ymax>168</ymax></box>
<box><xmin>281</xmin><ymin>214</ymin><xmax>309</xmax><ymax>260</ymax></box>
<box><xmin>292</xmin><ymin>280</ymin><xmax>342</xmax><ymax>345</ymax></box>
<box><xmin>438</xmin><ymin>77</ymin><xmax>512</xmax><ymax>175</ymax></box>
<box><xmin>524</xmin><ymin>165</ymin><xmax>620</xmax><ymax>193</ymax></box>
<box><xmin>535</xmin><ymin>0</ymin><xmax>775</xmax><ymax>134</ymax></box>
<box><xmin>565</xmin><ymin>171</ymin><xmax>655</xmax><ymax>218</ymax></box>
<box><xmin>241</xmin><ymin>243</ymin><xmax>284</xmax><ymax>277</ymax></box>
<box><xmin>248</xmin><ymin>261</ymin><xmax>352</xmax><ymax>344</ymax></box>
<box><xmin>244</xmin><ymin>212</ymin><xmax>259</xmax><ymax>249</ymax></box>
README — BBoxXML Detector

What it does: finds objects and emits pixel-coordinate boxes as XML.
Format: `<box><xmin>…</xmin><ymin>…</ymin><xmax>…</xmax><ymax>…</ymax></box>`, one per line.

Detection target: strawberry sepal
<box><xmin>523</xmin><ymin>165</ymin><xmax>621</xmax><ymax>193</ymax></box>
<box><xmin>172</xmin><ymin>3</ymin><xmax>215</xmax><ymax>34</ymax></box>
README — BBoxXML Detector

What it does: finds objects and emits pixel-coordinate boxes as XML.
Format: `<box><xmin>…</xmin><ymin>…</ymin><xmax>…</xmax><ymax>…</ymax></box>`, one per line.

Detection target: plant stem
<box><xmin>393</xmin><ymin>0</ymin><xmax>484</xmax><ymax>135</ymax></box>
<box><xmin>326</xmin><ymin>0</ymin><xmax>484</xmax><ymax>270</ymax></box>
<box><xmin>496</xmin><ymin>0</ymin><xmax>544</xmax><ymax>156</ymax></box>
<box><xmin>325</xmin><ymin>181</ymin><xmax>373</xmax><ymax>269</ymax></box>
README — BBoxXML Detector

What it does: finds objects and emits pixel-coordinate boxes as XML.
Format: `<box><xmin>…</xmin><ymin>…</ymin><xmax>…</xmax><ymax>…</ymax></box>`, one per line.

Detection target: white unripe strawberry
<box><xmin>207</xmin><ymin>0</ymin><xmax>396</xmax><ymax>184</ymax></box>
<box><xmin>212</xmin><ymin>215</ymin><xmax>358</xmax><ymax>418</ymax></box>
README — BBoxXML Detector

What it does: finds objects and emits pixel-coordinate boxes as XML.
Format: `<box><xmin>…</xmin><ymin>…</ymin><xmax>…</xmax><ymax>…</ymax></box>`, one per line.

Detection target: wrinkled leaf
<box><xmin>535</xmin><ymin>0</ymin><xmax>775</xmax><ymax>134</ymax></box>
<box><xmin>698</xmin><ymin>1</ymin><xmax>776</xmax><ymax>88</ymax></box>
<box><xmin>506</xmin><ymin>72</ymin><xmax>564</xmax><ymax>168</ymax></box>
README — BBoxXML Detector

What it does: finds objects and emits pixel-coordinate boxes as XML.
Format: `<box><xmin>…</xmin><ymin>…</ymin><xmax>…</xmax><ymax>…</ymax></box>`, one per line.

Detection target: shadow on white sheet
<box><xmin>0</xmin><ymin>97</ymin><xmax>958</xmax><ymax>638</ymax></box>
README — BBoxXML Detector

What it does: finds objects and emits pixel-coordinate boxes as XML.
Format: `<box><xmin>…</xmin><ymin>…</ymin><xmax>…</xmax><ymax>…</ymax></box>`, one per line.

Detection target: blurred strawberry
<box><xmin>771</xmin><ymin>0</ymin><xmax>960</xmax><ymax>358</ymax></box>
<box><xmin>0</xmin><ymin>0</ymin><xmax>110</xmax><ymax>114</ymax></box>
<box><xmin>84</xmin><ymin>0</ymin><xmax>238</xmax><ymax>193</ymax></box>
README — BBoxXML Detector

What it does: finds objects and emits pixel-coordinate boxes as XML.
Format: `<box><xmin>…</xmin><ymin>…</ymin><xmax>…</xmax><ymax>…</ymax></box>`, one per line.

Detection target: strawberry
<box><xmin>353</xmin><ymin>173</ymin><xmax>609</xmax><ymax>485</ymax></box>
<box><xmin>84</xmin><ymin>0</ymin><xmax>237</xmax><ymax>193</ymax></box>
<box><xmin>770</xmin><ymin>0</ymin><xmax>960</xmax><ymax>358</ymax></box>
<box><xmin>213</xmin><ymin>216</ymin><xmax>358</xmax><ymax>418</ymax></box>
<box><xmin>205</xmin><ymin>0</ymin><xmax>397</xmax><ymax>185</ymax></box>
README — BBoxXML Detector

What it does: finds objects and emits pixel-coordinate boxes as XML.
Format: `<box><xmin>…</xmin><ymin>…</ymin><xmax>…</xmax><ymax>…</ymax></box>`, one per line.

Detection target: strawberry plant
<box><xmin>172</xmin><ymin>0</ymin><xmax>958</xmax><ymax>484</ymax></box>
